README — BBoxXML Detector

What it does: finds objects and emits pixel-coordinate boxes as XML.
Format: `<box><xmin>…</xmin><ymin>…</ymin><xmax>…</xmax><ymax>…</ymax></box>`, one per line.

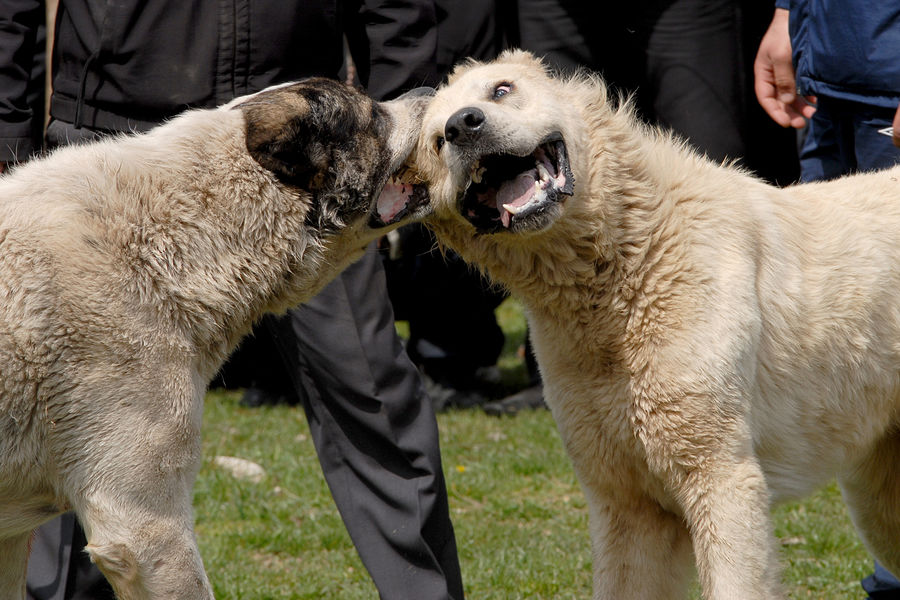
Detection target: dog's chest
<box><xmin>526</xmin><ymin>306</ymin><xmax>684</xmax><ymax>509</ymax></box>
<box><xmin>541</xmin><ymin>370</ymin><xmax>678</xmax><ymax>510</ymax></box>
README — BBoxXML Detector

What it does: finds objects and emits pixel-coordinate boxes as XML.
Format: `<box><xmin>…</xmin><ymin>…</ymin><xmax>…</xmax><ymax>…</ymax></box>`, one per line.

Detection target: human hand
<box><xmin>754</xmin><ymin>8</ymin><xmax>816</xmax><ymax>128</ymax></box>
<box><xmin>893</xmin><ymin>104</ymin><xmax>900</xmax><ymax>148</ymax></box>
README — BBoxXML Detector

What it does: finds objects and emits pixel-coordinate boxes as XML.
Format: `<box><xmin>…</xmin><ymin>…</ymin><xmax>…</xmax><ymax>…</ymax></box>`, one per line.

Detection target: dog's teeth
<box><xmin>391</xmin><ymin>166</ymin><xmax>417</xmax><ymax>185</ymax></box>
<box><xmin>537</xmin><ymin>162</ymin><xmax>552</xmax><ymax>182</ymax></box>
<box><xmin>503</xmin><ymin>203</ymin><xmax>520</xmax><ymax>215</ymax></box>
<box><xmin>471</xmin><ymin>165</ymin><xmax>485</xmax><ymax>184</ymax></box>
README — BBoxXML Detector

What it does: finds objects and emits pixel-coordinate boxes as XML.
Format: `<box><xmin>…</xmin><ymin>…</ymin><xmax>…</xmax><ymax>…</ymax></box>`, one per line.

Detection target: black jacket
<box><xmin>0</xmin><ymin>0</ymin><xmax>437</xmax><ymax>162</ymax></box>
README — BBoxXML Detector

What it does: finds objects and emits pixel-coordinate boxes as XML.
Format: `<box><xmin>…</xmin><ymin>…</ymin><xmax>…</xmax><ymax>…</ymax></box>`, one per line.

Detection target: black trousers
<box><xmin>27</xmin><ymin>120</ymin><xmax>463</xmax><ymax>600</ymax></box>
<box><xmin>266</xmin><ymin>248</ymin><xmax>463</xmax><ymax>599</ymax></box>
<box><xmin>512</xmin><ymin>0</ymin><xmax>799</xmax><ymax>185</ymax></box>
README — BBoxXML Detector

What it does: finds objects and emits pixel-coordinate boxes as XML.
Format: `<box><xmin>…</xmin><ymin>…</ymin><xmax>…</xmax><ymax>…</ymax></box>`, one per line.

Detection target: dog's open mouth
<box><xmin>371</xmin><ymin>164</ymin><xmax>429</xmax><ymax>227</ymax></box>
<box><xmin>462</xmin><ymin>132</ymin><xmax>574</xmax><ymax>233</ymax></box>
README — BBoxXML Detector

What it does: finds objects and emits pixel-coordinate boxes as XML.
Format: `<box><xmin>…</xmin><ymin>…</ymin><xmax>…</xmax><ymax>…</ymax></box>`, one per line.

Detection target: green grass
<box><xmin>194</xmin><ymin>299</ymin><xmax>875</xmax><ymax>598</ymax></box>
<box><xmin>196</xmin><ymin>393</ymin><xmax>592</xmax><ymax>599</ymax></box>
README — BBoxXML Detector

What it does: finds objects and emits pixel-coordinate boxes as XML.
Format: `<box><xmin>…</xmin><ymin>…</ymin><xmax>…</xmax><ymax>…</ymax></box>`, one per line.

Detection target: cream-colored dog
<box><xmin>416</xmin><ymin>50</ymin><xmax>900</xmax><ymax>599</ymax></box>
<box><xmin>0</xmin><ymin>78</ymin><xmax>430</xmax><ymax>599</ymax></box>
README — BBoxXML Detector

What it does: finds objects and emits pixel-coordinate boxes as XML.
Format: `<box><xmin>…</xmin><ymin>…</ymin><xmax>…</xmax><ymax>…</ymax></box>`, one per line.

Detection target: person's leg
<box><xmin>26</xmin><ymin>515</ymin><xmax>73</xmax><ymax>600</ymax></box>
<box><xmin>518</xmin><ymin>0</ymin><xmax>755</xmax><ymax>164</ymax></box>
<box><xmin>641</xmin><ymin>0</ymin><xmax>747</xmax><ymax>162</ymax></box>
<box><xmin>798</xmin><ymin>97</ymin><xmax>856</xmax><ymax>182</ymax></box>
<box><xmin>851</xmin><ymin>102</ymin><xmax>900</xmax><ymax>173</ymax></box>
<box><xmin>266</xmin><ymin>246</ymin><xmax>464</xmax><ymax>600</ymax></box>
<box><xmin>406</xmin><ymin>242</ymin><xmax>505</xmax><ymax>393</ymax></box>
<box><xmin>26</xmin><ymin>513</ymin><xmax>116</xmax><ymax>600</ymax></box>
<box><xmin>514</xmin><ymin>0</ymin><xmax>610</xmax><ymax>76</ymax></box>
<box><xmin>382</xmin><ymin>224</ymin><xmax>503</xmax><ymax>408</ymax></box>
<box><xmin>213</xmin><ymin>323</ymin><xmax>300</xmax><ymax>407</ymax></box>
<box><xmin>862</xmin><ymin>563</ymin><xmax>900</xmax><ymax>599</ymax></box>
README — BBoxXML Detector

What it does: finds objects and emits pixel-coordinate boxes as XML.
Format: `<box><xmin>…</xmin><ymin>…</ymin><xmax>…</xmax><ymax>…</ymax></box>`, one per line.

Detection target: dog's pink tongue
<box><xmin>376</xmin><ymin>183</ymin><xmax>411</xmax><ymax>223</ymax></box>
<box><xmin>497</xmin><ymin>171</ymin><xmax>537</xmax><ymax>227</ymax></box>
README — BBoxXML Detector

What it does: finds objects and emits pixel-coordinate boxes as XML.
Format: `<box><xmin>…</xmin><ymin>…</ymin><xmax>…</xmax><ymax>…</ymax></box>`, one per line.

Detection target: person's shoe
<box><xmin>483</xmin><ymin>384</ymin><xmax>545</xmax><ymax>417</ymax></box>
<box><xmin>421</xmin><ymin>374</ymin><xmax>487</xmax><ymax>412</ymax></box>
<box><xmin>862</xmin><ymin>562</ymin><xmax>900</xmax><ymax>598</ymax></box>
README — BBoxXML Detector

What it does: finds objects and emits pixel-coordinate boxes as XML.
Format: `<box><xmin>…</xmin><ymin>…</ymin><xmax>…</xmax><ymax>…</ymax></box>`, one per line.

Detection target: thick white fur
<box><xmin>418</xmin><ymin>51</ymin><xmax>900</xmax><ymax>599</ymax></box>
<box><xmin>0</xmin><ymin>86</ymin><xmax>421</xmax><ymax>599</ymax></box>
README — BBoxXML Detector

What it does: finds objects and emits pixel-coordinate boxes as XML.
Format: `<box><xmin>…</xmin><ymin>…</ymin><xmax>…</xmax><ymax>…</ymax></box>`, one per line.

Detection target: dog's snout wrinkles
<box><xmin>445</xmin><ymin>107</ymin><xmax>485</xmax><ymax>144</ymax></box>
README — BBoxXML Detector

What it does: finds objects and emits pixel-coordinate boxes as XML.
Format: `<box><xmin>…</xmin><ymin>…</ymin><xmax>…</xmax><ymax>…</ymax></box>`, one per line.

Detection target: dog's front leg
<box><xmin>67</xmin><ymin>395</ymin><xmax>214</xmax><ymax>600</ymax></box>
<box><xmin>83</xmin><ymin>513</ymin><xmax>213</xmax><ymax>600</ymax></box>
<box><xmin>77</xmin><ymin>485</ymin><xmax>214</xmax><ymax>600</ymax></box>
<box><xmin>0</xmin><ymin>532</ymin><xmax>31</xmax><ymax>600</ymax></box>
<box><xmin>632</xmin><ymin>359</ymin><xmax>784</xmax><ymax>599</ymax></box>
<box><xmin>583</xmin><ymin>489</ymin><xmax>695</xmax><ymax>600</ymax></box>
<box><xmin>669</xmin><ymin>454</ymin><xmax>783</xmax><ymax>600</ymax></box>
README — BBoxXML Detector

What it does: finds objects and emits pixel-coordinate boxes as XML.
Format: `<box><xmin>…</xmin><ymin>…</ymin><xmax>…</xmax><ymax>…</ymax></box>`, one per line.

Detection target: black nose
<box><xmin>445</xmin><ymin>107</ymin><xmax>485</xmax><ymax>144</ymax></box>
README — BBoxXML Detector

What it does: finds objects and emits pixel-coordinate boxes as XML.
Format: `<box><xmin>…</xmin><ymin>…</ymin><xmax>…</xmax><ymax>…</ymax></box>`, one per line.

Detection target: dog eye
<box><xmin>436</xmin><ymin>136</ymin><xmax>445</xmax><ymax>151</ymax></box>
<box><xmin>492</xmin><ymin>83</ymin><xmax>513</xmax><ymax>100</ymax></box>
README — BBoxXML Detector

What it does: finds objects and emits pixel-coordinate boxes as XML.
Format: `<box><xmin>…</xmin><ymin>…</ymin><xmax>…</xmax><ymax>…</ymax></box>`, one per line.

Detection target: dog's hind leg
<box><xmin>0</xmin><ymin>532</ymin><xmax>31</xmax><ymax>600</ymax></box>
<box><xmin>839</xmin><ymin>429</ymin><xmax>900</xmax><ymax>579</ymax></box>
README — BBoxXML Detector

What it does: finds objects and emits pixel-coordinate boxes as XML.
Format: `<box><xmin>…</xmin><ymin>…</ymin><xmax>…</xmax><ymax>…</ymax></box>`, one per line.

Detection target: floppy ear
<box><xmin>241</xmin><ymin>95</ymin><xmax>329</xmax><ymax>189</ymax></box>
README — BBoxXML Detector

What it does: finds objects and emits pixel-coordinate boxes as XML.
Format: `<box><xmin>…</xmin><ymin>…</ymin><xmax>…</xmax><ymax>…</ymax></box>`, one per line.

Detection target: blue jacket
<box><xmin>776</xmin><ymin>0</ymin><xmax>900</xmax><ymax>108</ymax></box>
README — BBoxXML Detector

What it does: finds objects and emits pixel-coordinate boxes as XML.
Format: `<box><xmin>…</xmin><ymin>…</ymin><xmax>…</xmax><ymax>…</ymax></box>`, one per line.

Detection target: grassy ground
<box><xmin>194</xmin><ymin>299</ymin><xmax>875</xmax><ymax>598</ymax></box>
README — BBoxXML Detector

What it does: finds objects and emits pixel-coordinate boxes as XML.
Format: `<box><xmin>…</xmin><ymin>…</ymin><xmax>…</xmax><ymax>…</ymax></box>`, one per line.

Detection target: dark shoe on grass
<box><xmin>483</xmin><ymin>384</ymin><xmax>545</xmax><ymax>417</ymax></box>
<box><xmin>240</xmin><ymin>385</ymin><xmax>299</xmax><ymax>408</ymax></box>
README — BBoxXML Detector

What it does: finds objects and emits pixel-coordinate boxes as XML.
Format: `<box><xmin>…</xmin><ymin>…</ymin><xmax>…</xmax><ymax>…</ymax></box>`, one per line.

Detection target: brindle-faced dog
<box><xmin>0</xmin><ymin>78</ymin><xmax>429</xmax><ymax>599</ymax></box>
